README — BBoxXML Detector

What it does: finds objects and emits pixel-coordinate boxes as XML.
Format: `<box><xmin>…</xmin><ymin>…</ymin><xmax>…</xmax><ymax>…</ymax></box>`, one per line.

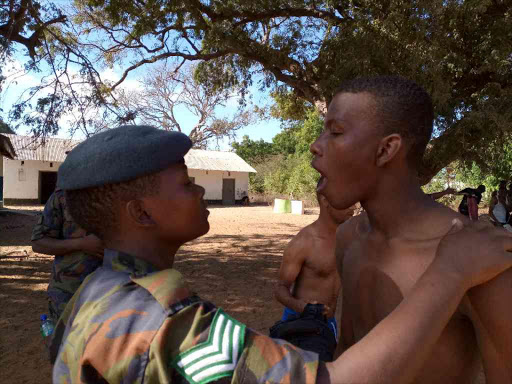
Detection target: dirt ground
<box><xmin>0</xmin><ymin>205</ymin><xmax>319</xmax><ymax>384</ymax></box>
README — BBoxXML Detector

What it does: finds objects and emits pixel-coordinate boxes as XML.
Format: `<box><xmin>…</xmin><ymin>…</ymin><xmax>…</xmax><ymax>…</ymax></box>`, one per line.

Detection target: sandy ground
<box><xmin>0</xmin><ymin>205</ymin><xmax>319</xmax><ymax>384</ymax></box>
<box><xmin>0</xmin><ymin>204</ymin><xmax>491</xmax><ymax>384</ymax></box>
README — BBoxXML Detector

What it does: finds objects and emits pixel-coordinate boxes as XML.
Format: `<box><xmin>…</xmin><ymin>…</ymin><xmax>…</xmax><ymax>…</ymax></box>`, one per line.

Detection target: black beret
<box><xmin>57</xmin><ymin>125</ymin><xmax>192</xmax><ymax>190</ymax></box>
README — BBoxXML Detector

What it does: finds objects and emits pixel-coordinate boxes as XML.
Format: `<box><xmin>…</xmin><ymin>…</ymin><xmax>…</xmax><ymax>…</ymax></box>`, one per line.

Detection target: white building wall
<box><xmin>3</xmin><ymin>158</ymin><xmax>61</xmax><ymax>199</ymax></box>
<box><xmin>2</xmin><ymin>159</ymin><xmax>251</xmax><ymax>202</ymax></box>
<box><xmin>188</xmin><ymin>169</ymin><xmax>249</xmax><ymax>201</ymax></box>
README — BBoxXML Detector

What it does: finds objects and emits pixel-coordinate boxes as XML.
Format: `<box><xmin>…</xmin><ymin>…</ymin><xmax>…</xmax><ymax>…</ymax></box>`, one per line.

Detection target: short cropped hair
<box><xmin>335</xmin><ymin>76</ymin><xmax>434</xmax><ymax>168</ymax></box>
<box><xmin>66</xmin><ymin>173</ymin><xmax>160</xmax><ymax>239</ymax></box>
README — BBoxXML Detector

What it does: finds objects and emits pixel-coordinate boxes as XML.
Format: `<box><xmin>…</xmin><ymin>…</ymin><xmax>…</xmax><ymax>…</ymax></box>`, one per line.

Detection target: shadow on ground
<box><xmin>0</xmin><ymin>209</ymin><xmax>312</xmax><ymax>384</ymax></box>
<box><xmin>176</xmin><ymin>231</ymin><xmax>296</xmax><ymax>332</ymax></box>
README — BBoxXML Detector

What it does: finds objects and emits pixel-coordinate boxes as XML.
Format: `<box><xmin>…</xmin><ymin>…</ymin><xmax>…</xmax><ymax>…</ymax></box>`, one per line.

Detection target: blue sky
<box><xmin>0</xmin><ymin>56</ymin><xmax>284</xmax><ymax>150</ymax></box>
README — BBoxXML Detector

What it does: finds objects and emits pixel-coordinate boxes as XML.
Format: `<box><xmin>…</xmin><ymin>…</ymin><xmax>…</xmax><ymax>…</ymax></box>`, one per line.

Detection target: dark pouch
<box><xmin>269</xmin><ymin>304</ymin><xmax>336</xmax><ymax>361</ymax></box>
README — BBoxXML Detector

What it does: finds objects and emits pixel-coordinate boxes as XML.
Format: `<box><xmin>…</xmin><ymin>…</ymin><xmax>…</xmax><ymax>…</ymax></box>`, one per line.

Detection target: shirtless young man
<box><xmin>311</xmin><ymin>76</ymin><xmax>512</xmax><ymax>383</ymax></box>
<box><xmin>273</xmin><ymin>186</ymin><xmax>354</xmax><ymax>360</ymax></box>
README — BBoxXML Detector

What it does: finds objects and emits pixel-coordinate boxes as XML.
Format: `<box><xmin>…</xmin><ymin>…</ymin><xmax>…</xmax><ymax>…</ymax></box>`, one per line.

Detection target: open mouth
<box><xmin>317</xmin><ymin>176</ymin><xmax>328</xmax><ymax>192</ymax></box>
<box><xmin>311</xmin><ymin>160</ymin><xmax>327</xmax><ymax>192</ymax></box>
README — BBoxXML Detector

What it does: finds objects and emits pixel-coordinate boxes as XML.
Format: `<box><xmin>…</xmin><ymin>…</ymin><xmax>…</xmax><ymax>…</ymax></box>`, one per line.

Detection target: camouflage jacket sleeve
<box><xmin>31</xmin><ymin>191</ymin><xmax>64</xmax><ymax>241</ymax></box>
<box><xmin>146</xmin><ymin>305</ymin><xmax>319</xmax><ymax>384</ymax></box>
<box><xmin>50</xmin><ymin>264</ymin><xmax>319</xmax><ymax>384</ymax></box>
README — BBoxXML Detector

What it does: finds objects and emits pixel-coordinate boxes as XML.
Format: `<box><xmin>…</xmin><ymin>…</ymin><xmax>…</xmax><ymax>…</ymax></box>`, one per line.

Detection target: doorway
<box><xmin>40</xmin><ymin>171</ymin><xmax>58</xmax><ymax>204</ymax></box>
<box><xmin>222</xmin><ymin>178</ymin><xmax>235</xmax><ymax>205</ymax></box>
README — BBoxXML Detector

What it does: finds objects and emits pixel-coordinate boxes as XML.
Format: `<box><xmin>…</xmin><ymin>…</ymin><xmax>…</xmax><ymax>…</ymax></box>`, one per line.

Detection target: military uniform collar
<box><xmin>103</xmin><ymin>249</ymin><xmax>159</xmax><ymax>277</ymax></box>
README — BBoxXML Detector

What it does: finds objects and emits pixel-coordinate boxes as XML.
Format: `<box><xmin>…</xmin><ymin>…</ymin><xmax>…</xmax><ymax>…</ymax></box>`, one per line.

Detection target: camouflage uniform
<box><xmin>31</xmin><ymin>189</ymin><xmax>102</xmax><ymax>321</ymax></box>
<box><xmin>50</xmin><ymin>250</ymin><xmax>319</xmax><ymax>383</ymax></box>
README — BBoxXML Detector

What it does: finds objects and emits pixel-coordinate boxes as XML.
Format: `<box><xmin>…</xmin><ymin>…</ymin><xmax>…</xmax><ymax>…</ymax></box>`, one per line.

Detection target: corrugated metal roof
<box><xmin>2</xmin><ymin>134</ymin><xmax>80</xmax><ymax>162</ymax></box>
<box><xmin>3</xmin><ymin>134</ymin><xmax>256</xmax><ymax>173</ymax></box>
<box><xmin>185</xmin><ymin>149</ymin><xmax>256</xmax><ymax>173</ymax></box>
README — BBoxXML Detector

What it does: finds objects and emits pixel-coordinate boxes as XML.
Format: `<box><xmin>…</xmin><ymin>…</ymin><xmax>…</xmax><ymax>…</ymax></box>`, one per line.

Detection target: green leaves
<box><xmin>232</xmin><ymin>109</ymin><xmax>322</xmax><ymax>200</ymax></box>
<box><xmin>0</xmin><ymin>0</ymin><xmax>510</xmax><ymax>184</ymax></box>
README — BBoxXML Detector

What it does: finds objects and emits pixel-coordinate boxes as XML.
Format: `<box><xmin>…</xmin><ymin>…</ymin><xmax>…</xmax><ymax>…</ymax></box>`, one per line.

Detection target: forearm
<box><xmin>274</xmin><ymin>285</ymin><xmax>306</xmax><ymax>313</ymax></box>
<box><xmin>32</xmin><ymin>237</ymin><xmax>85</xmax><ymax>256</ymax></box>
<box><xmin>320</xmin><ymin>268</ymin><xmax>466</xmax><ymax>384</ymax></box>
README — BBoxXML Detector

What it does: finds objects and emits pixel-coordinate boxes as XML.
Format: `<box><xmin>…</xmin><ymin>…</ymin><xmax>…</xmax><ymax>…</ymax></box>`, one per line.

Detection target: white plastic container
<box><xmin>291</xmin><ymin>200</ymin><xmax>304</xmax><ymax>215</ymax></box>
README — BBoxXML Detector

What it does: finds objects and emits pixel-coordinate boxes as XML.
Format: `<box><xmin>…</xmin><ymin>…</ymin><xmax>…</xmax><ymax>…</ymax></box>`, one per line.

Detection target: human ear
<box><xmin>375</xmin><ymin>134</ymin><xmax>403</xmax><ymax>167</ymax></box>
<box><xmin>125</xmin><ymin>200</ymin><xmax>155</xmax><ymax>227</ymax></box>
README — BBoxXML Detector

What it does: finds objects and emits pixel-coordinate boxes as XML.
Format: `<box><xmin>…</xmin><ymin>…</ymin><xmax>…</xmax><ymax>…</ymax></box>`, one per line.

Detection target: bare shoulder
<box><xmin>335</xmin><ymin>213</ymin><xmax>368</xmax><ymax>274</ymax></box>
<box><xmin>419</xmin><ymin>203</ymin><xmax>474</xmax><ymax>237</ymax></box>
<box><xmin>431</xmin><ymin>205</ymin><xmax>512</xmax><ymax>315</ymax></box>
<box><xmin>283</xmin><ymin>223</ymin><xmax>316</xmax><ymax>258</ymax></box>
<box><xmin>336</xmin><ymin>212</ymin><xmax>368</xmax><ymax>247</ymax></box>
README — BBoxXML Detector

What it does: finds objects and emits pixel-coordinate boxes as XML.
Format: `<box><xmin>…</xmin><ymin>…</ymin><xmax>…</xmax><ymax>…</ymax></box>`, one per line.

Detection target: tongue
<box><xmin>317</xmin><ymin>176</ymin><xmax>328</xmax><ymax>192</ymax></box>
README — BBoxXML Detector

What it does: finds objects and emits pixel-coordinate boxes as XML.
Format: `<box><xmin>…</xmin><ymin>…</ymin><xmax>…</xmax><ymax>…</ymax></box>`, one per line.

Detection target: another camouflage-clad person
<box><xmin>32</xmin><ymin>189</ymin><xmax>104</xmax><ymax>321</ymax></box>
<box><xmin>49</xmin><ymin>125</ymin><xmax>512</xmax><ymax>384</ymax></box>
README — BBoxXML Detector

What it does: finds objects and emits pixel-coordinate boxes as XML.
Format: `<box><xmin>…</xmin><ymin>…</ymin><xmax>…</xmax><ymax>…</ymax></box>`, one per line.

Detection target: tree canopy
<box><xmin>231</xmin><ymin>135</ymin><xmax>275</xmax><ymax>165</ymax></box>
<box><xmin>232</xmin><ymin>110</ymin><xmax>322</xmax><ymax>200</ymax></box>
<box><xmin>1</xmin><ymin>0</ymin><xmax>511</xmax><ymax>182</ymax></box>
<box><xmin>0</xmin><ymin>0</ymin><xmax>66</xmax><ymax>60</ymax></box>
<box><xmin>117</xmin><ymin>63</ymin><xmax>254</xmax><ymax>148</ymax></box>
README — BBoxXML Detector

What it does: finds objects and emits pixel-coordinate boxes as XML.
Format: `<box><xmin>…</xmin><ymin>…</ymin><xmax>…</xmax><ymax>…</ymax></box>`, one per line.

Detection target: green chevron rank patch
<box><xmin>172</xmin><ymin>309</ymin><xmax>246</xmax><ymax>384</ymax></box>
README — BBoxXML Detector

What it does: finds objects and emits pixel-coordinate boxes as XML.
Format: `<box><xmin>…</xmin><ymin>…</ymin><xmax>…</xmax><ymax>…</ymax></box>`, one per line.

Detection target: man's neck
<box><xmin>315</xmin><ymin>210</ymin><xmax>340</xmax><ymax>237</ymax></box>
<box><xmin>362</xmin><ymin>174</ymin><xmax>436</xmax><ymax>240</ymax></box>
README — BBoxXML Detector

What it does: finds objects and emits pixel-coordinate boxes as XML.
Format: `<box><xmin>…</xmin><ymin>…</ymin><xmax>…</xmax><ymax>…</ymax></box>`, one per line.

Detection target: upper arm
<box><xmin>467</xmin><ymin>268</ymin><xmax>512</xmax><ymax>383</ymax></box>
<box><xmin>160</xmin><ymin>306</ymin><xmax>320</xmax><ymax>384</ymax></box>
<box><xmin>277</xmin><ymin>236</ymin><xmax>308</xmax><ymax>289</ymax></box>
<box><xmin>31</xmin><ymin>193</ymin><xmax>63</xmax><ymax>241</ymax></box>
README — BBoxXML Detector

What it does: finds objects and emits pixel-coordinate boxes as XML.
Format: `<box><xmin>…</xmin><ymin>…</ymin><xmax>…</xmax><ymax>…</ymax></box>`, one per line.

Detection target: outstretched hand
<box><xmin>433</xmin><ymin>219</ymin><xmax>512</xmax><ymax>290</ymax></box>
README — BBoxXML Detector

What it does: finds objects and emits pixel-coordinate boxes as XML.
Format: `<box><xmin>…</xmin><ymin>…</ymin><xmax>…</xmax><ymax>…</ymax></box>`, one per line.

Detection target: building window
<box><xmin>21</xmin><ymin>161</ymin><xmax>24</xmax><ymax>166</ymax></box>
<box><xmin>228</xmin><ymin>172</ymin><xmax>231</xmax><ymax>176</ymax></box>
<box><xmin>18</xmin><ymin>168</ymin><xmax>25</xmax><ymax>181</ymax></box>
<box><xmin>50</xmin><ymin>162</ymin><xmax>53</xmax><ymax>168</ymax></box>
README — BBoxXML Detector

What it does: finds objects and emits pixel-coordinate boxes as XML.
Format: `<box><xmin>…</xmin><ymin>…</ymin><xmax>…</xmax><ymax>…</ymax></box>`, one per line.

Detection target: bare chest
<box><xmin>303</xmin><ymin>242</ymin><xmax>338</xmax><ymax>278</ymax></box>
<box><xmin>343</xmin><ymin>241</ymin><xmax>481</xmax><ymax>384</ymax></box>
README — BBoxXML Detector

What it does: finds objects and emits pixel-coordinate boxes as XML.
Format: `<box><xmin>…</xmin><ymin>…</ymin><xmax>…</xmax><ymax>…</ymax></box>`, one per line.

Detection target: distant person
<box><xmin>489</xmin><ymin>190</ymin><xmax>512</xmax><ymax>231</ymax></box>
<box><xmin>272</xmin><ymin>180</ymin><xmax>354</xmax><ymax>361</ymax></box>
<box><xmin>428</xmin><ymin>187</ymin><xmax>455</xmax><ymax>200</ymax></box>
<box><xmin>457</xmin><ymin>185</ymin><xmax>486</xmax><ymax>220</ymax></box>
<box><xmin>31</xmin><ymin>189</ymin><xmax>104</xmax><ymax>322</ymax></box>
